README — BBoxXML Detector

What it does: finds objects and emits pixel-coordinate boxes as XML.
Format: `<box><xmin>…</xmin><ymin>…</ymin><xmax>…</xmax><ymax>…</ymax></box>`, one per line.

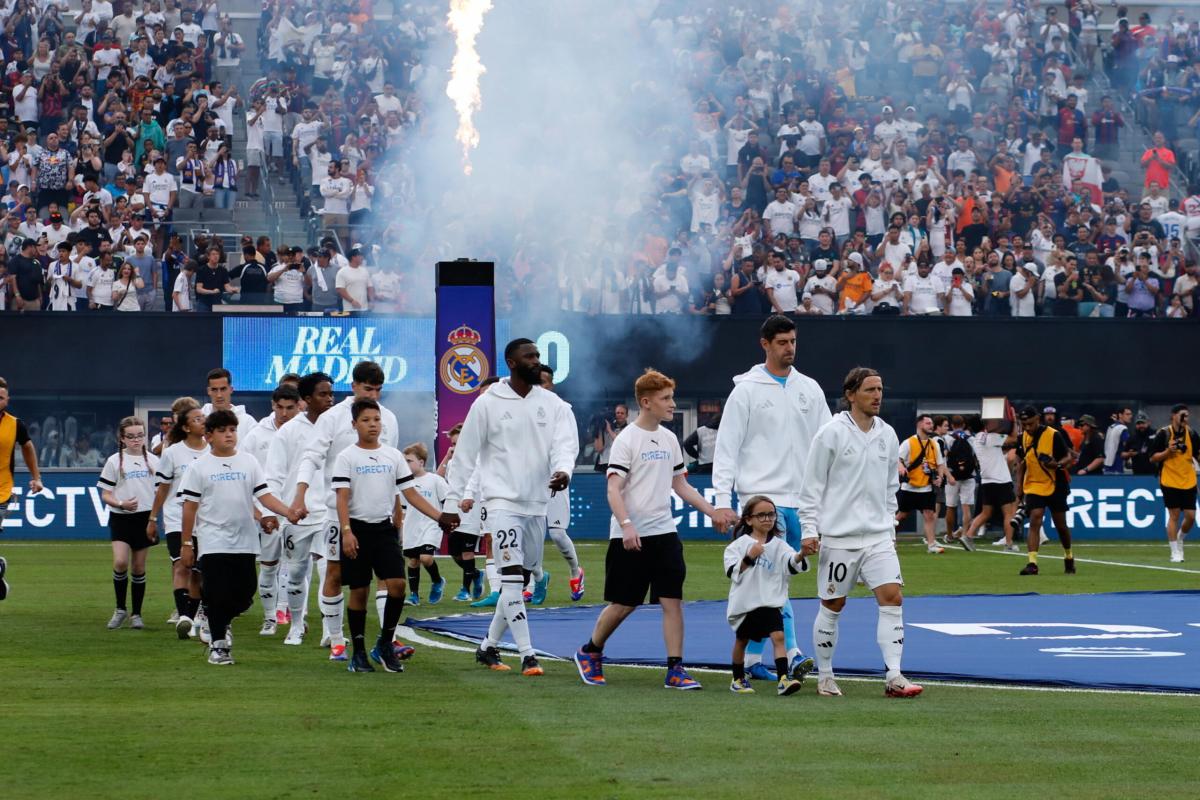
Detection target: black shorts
<box><xmin>735</xmin><ymin>606</ymin><xmax>784</xmax><ymax>642</ymax></box>
<box><xmin>1026</xmin><ymin>481</ymin><xmax>1069</xmax><ymax>513</ymax></box>
<box><xmin>604</xmin><ymin>533</ymin><xmax>686</xmax><ymax>607</ymax></box>
<box><xmin>448</xmin><ymin>530</ymin><xmax>480</xmax><ymax>557</ymax></box>
<box><xmin>199</xmin><ymin>552</ymin><xmax>258</xmax><ymax>616</ymax></box>
<box><xmin>342</xmin><ymin>520</ymin><xmax>406</xmax><ymax>589</ymax></box>
<box><xmin>1161</xmin><ymin>485</ymin><xmax>1198</xmax><ymax>511</ymax></box>
<box><xmin>897</xmin><ymin>490</ymin><xmax>936</xmax><ymax>513</ymax></box>
<box><xmin>978</xmin><ymin>482</ymin><xmax>1017</xmax><ymax>508</ymax></box>
<box><xmin>402</xmin><ymin>544</ymin><xmax>438</xmax><ymax>559</ymax></box>
<box><xmin>110</xmin><ymin>511</ymin><xmax>154</xmax><ymax>551</ymax></box>
<box><xmin>166</xmin><ymin>531</ymin><xmax>182</xmax><ymax>561</ymax></box>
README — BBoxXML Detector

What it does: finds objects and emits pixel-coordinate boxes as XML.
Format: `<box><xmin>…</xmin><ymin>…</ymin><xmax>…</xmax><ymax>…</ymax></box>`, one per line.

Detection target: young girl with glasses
<box><xmin>724</xmin><ymin>495</ymin><xmax>809</xmax><ymax>696</ymax></box>
<box><xmin>98</xmin><ymin>415</ymin><xmax>159</xmax><ymax>630</ymax></box>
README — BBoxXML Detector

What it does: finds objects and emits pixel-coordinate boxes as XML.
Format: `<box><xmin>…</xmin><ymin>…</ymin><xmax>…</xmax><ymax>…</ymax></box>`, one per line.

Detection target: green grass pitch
<box><xmin>1</xmin><ymin>538</ymin><xmax>1197</xmax><ymax>799</ymax></box>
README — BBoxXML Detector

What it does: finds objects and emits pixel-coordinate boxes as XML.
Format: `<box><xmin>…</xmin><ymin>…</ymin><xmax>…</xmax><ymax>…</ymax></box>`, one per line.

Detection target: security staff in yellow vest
<box><xmin>0</xmin><ymin>377</ymin><xmax>44</xmax><ymax>601</ymax></box>
<box><xmin>1014</xmin><ymin>405</ymin><xmax>1076</xmax><ymax>576</ymax></box>
<box><xmin>896</xmin><ymin>414</ymin><xmax>949</xmax><ymax>554</ymax></box>
<box><xmin>1150</xmin><ymin>404</ymin><xmax>1199</xmax><ymax>563</ymax></box>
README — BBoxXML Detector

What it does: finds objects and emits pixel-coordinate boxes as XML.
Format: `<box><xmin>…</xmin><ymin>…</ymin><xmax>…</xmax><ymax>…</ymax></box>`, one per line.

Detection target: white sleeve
<box><xmin>297</xmin><ymin>412</ymin><xmax>335</xmax><ymax>488</ymax></box>
<box><xmin>712</xmin><ymin>386</ymin><xmax>749</xmax><ymax>508</ymax></box>
<box><xmin>886</xmin><ymin>432</ymin><xmax>901</xmax><ymax>517</ymax></box>
<box><xmin>797</xmin><ymin>428</ymin><xmax>834</xmax><ymax>538</ymax></box>
<box><xmin>605</xmin><ymin>429</ymin><xmax>633</xmax><ymax>480</ymax></box>
<box><xmin>550</xmin><ymin>401</ymin><xmax>580</xmax><ymax>476</ymax></box>
<box><xmin>723</xmin><ymin>538</ymin><xmax>750</xmax><ymax>584</ymax></box>
<box><xmin>330</xmin><ymin>451</ymin><xmax>352</xmax><ymax>490</ymax></box>
<box><xmin>264</xmin><ymin>430</ymin><xmax>289</xmax><ymax>496</ymax></box>
<box><xmin>98</xmin><ymin>454</ymin><xmax>119</xmax><ymax>488</ymax></box>
<box><xmin>250</xmin><ymin>459</ymin><xmax>269</xmax><ymax>498</ymax></box>
<box><xmin>155</xmin><ymin>447</ymin><xmax>175</xmax><ymax>486</ymax></box>
<box><xmin>178</xmin><ymin>460</ymin><xmax>204</xmax><ymax>503</ymax></box>
<box><xmin>444</xmin><ymin>400</ymin><xmax>485</xmax><ymax>510</ymax></box>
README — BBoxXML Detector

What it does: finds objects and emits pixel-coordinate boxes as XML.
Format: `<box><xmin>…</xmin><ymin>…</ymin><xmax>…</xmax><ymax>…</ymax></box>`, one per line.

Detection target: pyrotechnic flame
<box><xmin>446</xmin><ymin>0</ymin><xmax>493</xmax><ymax>176</ymax></box>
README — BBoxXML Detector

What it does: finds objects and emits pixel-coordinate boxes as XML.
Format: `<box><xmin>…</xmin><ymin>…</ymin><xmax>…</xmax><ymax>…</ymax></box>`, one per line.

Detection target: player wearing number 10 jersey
<box><xmin>798</xmin><ymin>368</ymin><xmax>923</xmax><ymax>699</ymax></box>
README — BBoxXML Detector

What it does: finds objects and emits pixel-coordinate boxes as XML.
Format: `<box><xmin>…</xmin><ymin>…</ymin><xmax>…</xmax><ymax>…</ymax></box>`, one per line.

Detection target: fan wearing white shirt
<box><xmin>764</xmin><ymin>253</ymin><xmax>801</xmax><ymax>313</ymax></box>
<box><xmin>572</xmin><ymin>369</ymin><xmax>720</xmax><ymax>690</ymax></box>
<box><xmin>179</xmin><ymin>409</ymin><xmax>299</xmax><ymax>666</ymax></box>
<box><xmin>945</xmin><ymin>266</ymin><xmax>975</xmax><ymax>315</ymax></box>
<box><xmin>331</xmin><ymin>401</ymin><xmax>445</xmax><ymax>674</ymax></box>
<box><xmin>762</xmin><ymin>187</ymin><xmax>798</xmax><ymax>238</ymax></box>
<box><xmin>903</xmin><ymin>262</ymin><xmax>946</xmax><ymax>315</ymax></box>
<box><xmin>335</xmin><ymin>247</ymin><xmax>374</xmax><ymax>312</ymax></box>
<box><xmin>798</xmin><ymin>368</ymin><xmax>922</xmax><ymax>698</ymax></box>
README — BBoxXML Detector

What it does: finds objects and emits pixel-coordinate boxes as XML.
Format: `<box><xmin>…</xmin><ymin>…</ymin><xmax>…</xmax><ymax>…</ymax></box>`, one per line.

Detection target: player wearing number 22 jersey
<box><xmin>798</xmin><ymin>367</ymin><xmax>923</xmax><ymax>699</ymax></box>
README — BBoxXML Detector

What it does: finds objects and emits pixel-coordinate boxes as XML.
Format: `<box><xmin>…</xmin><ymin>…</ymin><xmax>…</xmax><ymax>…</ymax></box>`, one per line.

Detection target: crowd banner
<box><xmin>434</xmin><ymin>261</ymin><xmax>496</xmax><ymax>462</ymax></box>
<box><xmin>3</xmin><ymin>474</ymin><xmax>1191</xmax><ymax>542</ymax></box>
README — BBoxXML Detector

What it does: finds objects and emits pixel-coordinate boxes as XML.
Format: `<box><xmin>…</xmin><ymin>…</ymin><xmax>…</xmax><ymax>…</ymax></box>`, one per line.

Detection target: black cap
<box><xmin>1018</xmin><ymin>405</ymin><xmax>1040</xmax><ymax>420</ymax></box>
<box><xmin>1171</xmin><ymin>403</ymin><xmax>1189</xmax><ymax>415</ymax></box>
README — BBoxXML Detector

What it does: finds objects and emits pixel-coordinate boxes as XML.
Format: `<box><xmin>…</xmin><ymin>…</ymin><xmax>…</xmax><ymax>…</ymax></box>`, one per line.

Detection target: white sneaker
<box><xmin>1003</xmin><ymin>544</ymin><xmax>1020</xmax><ymax>553</ymax></box>
<box><xmin>992</xmin><ymin>536</ymin><xmax>1008</xmax><ymax>546</ymax></box>
<box><xmin>107</xmin><ymin>609</ymin><xmax>128</xmax><ymax>630</ymax></box>
<box><xmin>199</xmin><ymin>620</ymin><xmax>212</xmax><ymax>644</ymax></box>
<box><xmin>166</xmin><ymin>610</ymin><xmax>179</xmax><ymax>625</ymax></box>
<box><xmin>1039</xmin><ymin>531</ymin><xmax>1049</xmax><ymax>545</ymax></box>
<box><xmin>129</xmin><ymin>614</ymin><xmax>145</xmax><ymax>630</ymax></box>
<box><xmin>284</xmin><ymin>622</ymin><xmax>305</xmax><ymax>646</ymax></box>
<box><xmin>259</xmin><ymin>618</ymin><xmax>277</xmax><ymax>636</ymax></box>
<box><xmin>320</xmin><ymin>633</ymin><xmax>331</xmax><ymax>648</ymax></box>
<box><xmin>927</xmin><ymin>544</ymin><xmax>945</xmax><ymax>554</ymax></box>
<box><xmin>207</xmin><ymin>640</ymin><xmax>234</xmax><ymax>666</ymax></box>
<box><xmin>817</xmin><ymin>676</ymin><xmax>843</xmax><ymax>696</ymax></box>
<box><xmin>176</xmin><ymin>615</ymin><xmax>193</xmax><ymax>640</ymax></box>
<box><xmin>884</xmin><ymin>673</ymin><xmax>924</xmax><ymax>698</ymax></box>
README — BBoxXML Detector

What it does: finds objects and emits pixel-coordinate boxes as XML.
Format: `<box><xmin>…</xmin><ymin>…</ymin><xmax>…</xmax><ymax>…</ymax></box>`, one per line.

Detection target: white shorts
<box><xmin>259</xmin><ymin>527</ymin><xmax>281</xmax><ymax>562</ymax></box>
<box><xmin>945</xmin><ymin>478</ymin><xmax>977</xmax><ymax>507</ymax></box>
<box><xmin>282</xmin><ymin>521</ymin><xmax>321</xmax><ymax>562</ymax></box>
<box><xmin>547</xmin><ymin>490</ymin><xmax>570</xmax><ymax>530</ymax></box>
<box><xmin>320</xmin><ymin>515</ymin><xmax>341</xmax><ymax>561</ymax></box>
<box><xmin>487</xmin><ymin>509</ymin><xmax>547</xmax><ymax>572</ymax></box>
<box><xmin>818</xmin><ymin>539</ymin><xmax>903</xmax><ymax>600</ymax></box>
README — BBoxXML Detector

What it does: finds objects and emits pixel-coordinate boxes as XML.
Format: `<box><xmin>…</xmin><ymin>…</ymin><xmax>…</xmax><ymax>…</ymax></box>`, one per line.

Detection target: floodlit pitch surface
<box><xmin>2</xmin><ymin>540</ymin><xmax>1197</xmax><ymax>799</ymax></box>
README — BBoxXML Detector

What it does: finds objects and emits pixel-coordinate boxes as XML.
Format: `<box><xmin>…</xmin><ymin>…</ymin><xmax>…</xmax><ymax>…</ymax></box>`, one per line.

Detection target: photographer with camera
<box><xmin>267</xmin><ymin>245</ymin><xmax>307</xmax><ymax>313</ymax></box>
<box><xmin>896</xmin><ymin>414</ymin><xmax>947</xmax><ymax>555</ymax></box>
<box><xmin>1150</xmin><ymin>404</ymin><xmax>1199</xmax><ymax>563</ymax></box>
<box><xmin>1014</xmin><ymin>406</ymin><xmax>1076</xmax><ymax>576</ymax></box>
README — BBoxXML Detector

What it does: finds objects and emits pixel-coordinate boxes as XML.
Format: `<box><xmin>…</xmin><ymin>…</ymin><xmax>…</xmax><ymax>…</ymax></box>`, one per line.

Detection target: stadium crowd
<box><xmin>0</xmin><ymin>0</ymin><xmax>1198</xmax><ymax>317</ymax></box>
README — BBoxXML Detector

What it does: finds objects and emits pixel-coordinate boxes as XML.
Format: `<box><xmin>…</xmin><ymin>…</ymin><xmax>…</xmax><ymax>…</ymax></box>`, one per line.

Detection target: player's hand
<box><xmin>801</xmin><ymin>537</ymin><xmax>821</xmax><ymax>556</ymax></box>
<box><xmin>342</xmin><ymin>530</ymin><xmax>358</xmax><ymax>559</ymax></box>
<box><xmin>459</xmin><ymin>498</ymin><xmax>474</xmax><ymax>514</ymax></box>
<box><xmin>288</xmin><ymin>498</ymin><xmax>307</xmax><ymax>521</ymax></box>
<box><xmin>747</xmin><ymin>541</ymin><xmax>764</xmax><ymax>559</ymax></box>
<box><xmin>29</xmin><ymin>478</ymin><xmax>43</xmax><ymax>494</ymax></box>
<box><xmin>714</xmin><ymin>507</ymin><xmax>739</xmax><ymax>534</ymax></box>
<box><xmin>548</xmin><ymin>471</ymin><xmax>570</xmax><ymax>492</ymax></box>
<box><xmin>260</xmin><ymin>516</ymin><xmax>279</xmax><ymax>534</ymax></box>
<box><xmin>621</xmin><ymin>523</ymin><xmax>642</xmax><ymax>551</ymax></box>
<box><xmin>121</xmin><ymin>498</ymin><xmax>139</xmax><ymax>511</ymax></box>
<box><xmin>181</xmin><ymin>543</ymin><xmax>195</xmax><ymax>570</ymax></box>
<box><xmin>438</xmin><ymin>512</ymin><xmax>460</xmax><ymax>534</ymax></box>
<box><xmin>145</xmin><ymin>518</ymin><xmax>158</xmax><ymax>543</ymax></box>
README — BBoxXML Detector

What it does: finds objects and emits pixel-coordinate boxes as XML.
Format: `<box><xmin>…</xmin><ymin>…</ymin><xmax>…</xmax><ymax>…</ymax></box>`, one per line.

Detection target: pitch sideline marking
<box><xmin>973</xmin><ymin>547</ymin><xmax>1200</xmax><ymax>575</ymax></box>
<box><xmin>396</xmin><ymin>626</ymin><xmax>1198</xmax><ymax>697</ymax></box>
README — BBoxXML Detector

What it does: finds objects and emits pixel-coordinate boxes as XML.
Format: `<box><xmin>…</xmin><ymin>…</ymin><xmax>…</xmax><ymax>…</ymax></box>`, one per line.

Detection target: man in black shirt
<box><xmin>1123</xmin><ymin>413</ymin><xmax>1157</xmax><ymax>475</ymax></box>
<box><xmin>76</xmin><ymin>208</ymin><xmax>112</xmax><ymax>253</ymax></box>
<box><xmin>1075</xmin><ymin>416</ymin><xmax>1106</xmax><ymax>475</ymax></box>
<box><xmin>1053</xmin><ymin>256</ymin><xmax>1084</xmax><ymax>316</ymax></box>
<box><xmin>7</xmin><ymin>237</ymin><xmax>43</xmax><ymax>311</ymax></box>
<box><xmin>194</xmin><ymin>247</ymin><xmax>231</xmax><ymax>312</ymax></box>
<box><xmin>230</xmin><ymin>245</ymin><xmax>270</xmax><ymax>304</ymax></box>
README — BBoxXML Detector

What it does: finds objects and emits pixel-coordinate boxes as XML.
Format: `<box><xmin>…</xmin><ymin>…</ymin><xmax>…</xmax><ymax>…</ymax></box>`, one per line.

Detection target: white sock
<box><xmin>276</xmin><ymin>569</ymin><xmax>288</xmax><ymax>610</ymax></box>
<box><xmin>320</xmin><ymin>592</ymin><xmax>344</xmax><ymax>645</ymax></box>
<box><xmin>877</xmin><ymin>605</ymin><xmax>904</xmax><ymax>681</ymax></box>
<box><xmin>316</xmin><ymin>556</ymin><xmax>328</xmax><ymax>590</ymax></box>
<box><xmin>499</xmin><ymin>576</ymin><xmax>533</xmax><ymax>657</ymax></box>
<box><xmin>299</xmin><ymin>558</ymin><xmax>313</xmax><ymax>617</ymax></box>
<box><xmin>258</xmin><ymin>563</ymin><xmax>279</xmax><ymax>618</ymax></box>
<box><xmin>530</xmin><ymin>564</ymin><xmax>544</xmax><ymax>582</ymax></box>
<box><xmin>1170</xmin><ymin>539</ymin><xmax>1183</xmax><ymax>557</ymax></box>
<box><xmin>813</xmin><ymin>605</ymin><xmax>841</xmax><ymax>677</ymax></box>
<box><xmin>483</xmin><ymin>604</ymin><xmax>508</xmax><ymax>650</ymax></box>
<box><xmin>548</xmin><ymin>528</ymin><xmax>580</xmax><ymax>577</ymax></box>
<box><xmin>375</xmin><ymin>590</ymin><xmax>387</xmax><ymax>627</ymax></box>
<box><xmin>485</xmin><ymin>559</ymin><xmax>500</xmax><ymax>593</ymax></box>
<box><xmin>744</xmin><ymin>651</ymin><xmax>763</xmax><ymax>668</ymax></box>
<box><xmin>286</xmin><ymin>558</ymin><xmax>309</xmax><ymax>617</ymax></box>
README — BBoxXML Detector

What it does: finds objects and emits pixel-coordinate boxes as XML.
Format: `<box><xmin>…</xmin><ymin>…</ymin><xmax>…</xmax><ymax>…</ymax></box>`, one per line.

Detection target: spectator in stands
<box><xmin>1141</xmin><ymin>132</ymin><xmax>1176</xmax><ymax>189</ymax></box>
<box><xmin>335</xmin><ymin>247</ymin><xmax>373</xmax><ymax>314</ymax></box>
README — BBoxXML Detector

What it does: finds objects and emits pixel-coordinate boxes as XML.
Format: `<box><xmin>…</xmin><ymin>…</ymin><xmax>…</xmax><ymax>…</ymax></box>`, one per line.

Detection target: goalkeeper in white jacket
<box><xmin>797</xmin><ymin>367</ymin><xmax>924</xmax><ymax>699</ymax></box>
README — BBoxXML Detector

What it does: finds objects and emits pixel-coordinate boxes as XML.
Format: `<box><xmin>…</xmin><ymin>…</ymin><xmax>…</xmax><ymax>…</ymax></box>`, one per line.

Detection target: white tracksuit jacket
<box><xmin>265</xmin><ymin>412</ymin><xmax>328</xmax><ymax>520</ymax></box>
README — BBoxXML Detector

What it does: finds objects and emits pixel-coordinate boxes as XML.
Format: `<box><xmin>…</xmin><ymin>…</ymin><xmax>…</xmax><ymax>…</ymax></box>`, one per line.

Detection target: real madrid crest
<box><xmin>439</xmin><ymin>324</ymin><xmax>490</xmax><ymax>395</ymax></box>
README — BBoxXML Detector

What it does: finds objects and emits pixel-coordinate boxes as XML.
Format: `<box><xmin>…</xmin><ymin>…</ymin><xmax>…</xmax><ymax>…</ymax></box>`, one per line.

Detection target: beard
<box><xmin>513</xmin><ymin>363</ymin><xmax>542</xmax><ymax>385</ymax></box>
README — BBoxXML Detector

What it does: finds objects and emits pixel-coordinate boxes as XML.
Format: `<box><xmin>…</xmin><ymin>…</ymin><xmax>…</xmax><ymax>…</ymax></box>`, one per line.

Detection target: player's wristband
<box><xmin>341</xmin><ymin>525</ymin><xmax>352</xmax><ymax>533</ymax></box>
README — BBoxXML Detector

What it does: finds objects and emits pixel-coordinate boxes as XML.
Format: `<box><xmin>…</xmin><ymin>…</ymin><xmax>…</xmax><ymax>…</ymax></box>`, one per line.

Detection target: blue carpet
<box><xmin>409</xmin><ymin>591</ymin><xmax>1200</xmax><ymax>693</ymax></box>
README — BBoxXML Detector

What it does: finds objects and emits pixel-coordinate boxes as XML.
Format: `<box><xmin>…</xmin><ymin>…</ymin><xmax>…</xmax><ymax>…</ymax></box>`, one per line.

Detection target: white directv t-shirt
<box><xmin>98</xmin><ymin>451</ymin><xmax>159</xmax><ymax>513</ymax></box>
<box><xmin>178</xmin><ymin>451</ymin><xmax>270</xmax><ymax>556</ymax></box>
<box><xmin>606</xmin><ymin>423</ymin><xmax>686</xmax><ymax>539</ymax></box>
<box><xmin>155</xmin><ymin>441</ymin><xmax>209</xmax><ymax>532</ymax></box>
<box><xmin>331</xmin><ymin>444</ymin><xmax>414</xmax><ymax>524</ymax></box>
<box><xmin>401</xmin><ymin>471</ymin><xmax>448</xmax><ymax>549</ymax></box>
